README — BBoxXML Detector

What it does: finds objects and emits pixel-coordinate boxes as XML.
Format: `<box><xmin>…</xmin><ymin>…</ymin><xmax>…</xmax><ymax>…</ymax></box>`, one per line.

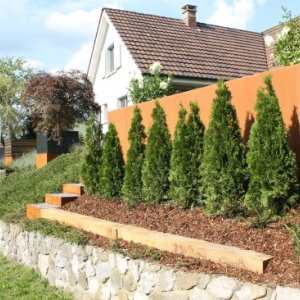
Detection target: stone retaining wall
<box><xmin>0</xmin><ymin>221</ymin><xmax>299</xmax><ymax>300</ymax></box>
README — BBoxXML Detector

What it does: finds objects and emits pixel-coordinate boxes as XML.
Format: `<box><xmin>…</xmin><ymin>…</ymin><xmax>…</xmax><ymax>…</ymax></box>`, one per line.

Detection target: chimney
<box><xmin>182</xmin><ymin>4</ymin><xmax>197</xmax><ymax>29</ymax></box>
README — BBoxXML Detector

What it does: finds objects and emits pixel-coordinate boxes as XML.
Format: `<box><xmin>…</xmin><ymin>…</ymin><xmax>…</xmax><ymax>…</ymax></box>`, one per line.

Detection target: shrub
<box><xmin>129</xmin><ymin>62</ymin><xmax>175</xmax><ymax>104</ymax></box>
<box><xmin>275</xmin><ymin>7</ymin><xmax>300</xmax><ymax>66</ymax></box>
<box><xmin>22</xmin><ymin>70</ymin><xmax>100</xmax><ymax>141</ymax></box>
<box><xmin>245</xmin><ymin>76</ymin><xmax>299</xmax><ymax>224</ymax></box>
<box><xmin>200</xmin><ymin>81</ymin><xmax>247</xmax><ymax>216</ymax></box>
<box><xmin>185</xmin><ymin>102</ymin><xmax>205</xmax><ymax>205</ymax></box>
<box><xmin>81</xmin><ymin>116</ymin><xmax>103</xmax><ymax>195</ymax></box>
<box><xmin>142</xmin><ymin>102</ymin><xmax>172</xmax><ymax>205</ymax></box>
<box><xmin>12</xmin><ymin>150</ymin><xmax>36</xmax><ymax>170</ymax></box>
<box><xmin>122</xmin><ymin>106</ymin><xmax>146</xmax><ymax>207</ymax></box>
<box><xmin>287</xmin><ymin>224</ymin><xmax>300</xmax><ymax>264</ymax></box>
<box><xmin>169</xmin><ymin>106</ymin><xmax>188</xmax><ymax>206</ymax></box>
<box><xmin>99</xmin><ymin>123</ymin><xmax>124</xmax><ymax>199</ymax></box>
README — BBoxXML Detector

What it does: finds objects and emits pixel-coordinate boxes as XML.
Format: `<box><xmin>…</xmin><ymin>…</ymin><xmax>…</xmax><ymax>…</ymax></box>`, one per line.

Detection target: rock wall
<box><xmin>0</xmin><ymin>221</ymin><xmax>299</xmax><ymax>300</ymax></box>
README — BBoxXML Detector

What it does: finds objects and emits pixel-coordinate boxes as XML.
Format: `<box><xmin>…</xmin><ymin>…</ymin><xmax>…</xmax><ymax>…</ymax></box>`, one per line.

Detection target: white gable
<box><xmin>88</xmin><ymin>10</ymin><xmax>142</xmax><ymax>131</ymax></box>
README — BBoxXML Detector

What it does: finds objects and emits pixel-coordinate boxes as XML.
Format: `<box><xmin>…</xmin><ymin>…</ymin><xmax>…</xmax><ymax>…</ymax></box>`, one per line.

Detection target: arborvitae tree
<box><xmin>200</xmin><ymin>81</ymin><xmax>247</xmax><ymax>216</ymax></box>
<box><xmin>185</xmin><ymin>102</ymin><xmax>205</xmax><ymax>205</ymax></box>
<box><xmin>122</xmin><ymin>106</ymin><xmax>146</xmax><ymax>208</ymax></box>
<box><xmin>81</xmin><ymin>115</ymin><xmax>103</xmax><ymax>195</ymax></box>
<box><xmin>142</xmin><ymin>102</ymin><xmax>172</xmax><ymax>205</ymax></box>
<box><xmin>169</xmin><ymin>105</ymin><xmax>189</xmax><ymax>206</ymax></box>
<box><xmin>99</xmin><ymin>123</ymin><xmax>124</xmax><ymax>199</ymax></box>
<box><xmin>245</xmin><ymin>76</ymin><xmax>299</xmax><ymax>224</ymax></box>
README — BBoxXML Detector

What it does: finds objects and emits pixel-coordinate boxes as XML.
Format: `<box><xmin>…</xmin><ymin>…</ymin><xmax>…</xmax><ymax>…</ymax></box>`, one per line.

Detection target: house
<box><xmin>87</xmin><ymin>4</ymin><xmax>279</xmax><ymax>131</ymax></box>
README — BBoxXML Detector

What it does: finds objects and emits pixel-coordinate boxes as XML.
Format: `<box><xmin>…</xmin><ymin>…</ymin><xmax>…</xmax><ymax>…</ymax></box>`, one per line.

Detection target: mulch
<box><xmin>63</xmin><ymin>195</ymin><xmax>300</xmax><ymax>288</ymax></box>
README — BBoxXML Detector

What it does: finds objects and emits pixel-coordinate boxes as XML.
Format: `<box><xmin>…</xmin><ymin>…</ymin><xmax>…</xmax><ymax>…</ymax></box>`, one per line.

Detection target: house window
<box><xmin>106</xmin><ymin>44</ymin><xmax>114</xmax><ymax>74</ymax></box>
<box><xmin>118</xmin><ymin>96</ymin><xmax>128</xmax><ymax>108</ymax></box>
<box><xmin>101</xmin><ymin>103</ymin><xmax>108</xmax><ymax>124</ymax></box>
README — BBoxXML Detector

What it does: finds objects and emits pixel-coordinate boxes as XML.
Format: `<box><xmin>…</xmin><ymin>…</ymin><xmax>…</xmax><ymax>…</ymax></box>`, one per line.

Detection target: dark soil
<box><xmin>64</xmin><ymin>196</ymin><xmax>300</xmax><ymax>288</ymax></box>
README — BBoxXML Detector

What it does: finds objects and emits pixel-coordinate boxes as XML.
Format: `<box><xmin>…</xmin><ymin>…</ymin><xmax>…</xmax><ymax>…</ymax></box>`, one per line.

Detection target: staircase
<box><xmin>26</xmin><ymin>183</ymin><xmax>84</xmax><ymax>219</ymax></box>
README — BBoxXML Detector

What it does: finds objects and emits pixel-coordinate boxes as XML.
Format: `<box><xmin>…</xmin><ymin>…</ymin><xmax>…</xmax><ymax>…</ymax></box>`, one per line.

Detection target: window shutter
<box><xmin>115</xmin><ymin>43</ymin><xmax>122</xmax><ymax>69</ymax></box>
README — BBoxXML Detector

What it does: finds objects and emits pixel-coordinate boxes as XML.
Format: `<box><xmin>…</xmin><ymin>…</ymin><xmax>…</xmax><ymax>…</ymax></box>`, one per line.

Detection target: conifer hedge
<box><xmin>200</xmin><ymin>81</ymin><xmax>247</xmax><ymax>216</ymax></box>
<box><xmin>99</xmin><ymin>123</ymin><xmax>124</xmax><ymax>199</ymax></box>
<box><xmin>81</xmin><ymin>116</ymin><xmax>103</xmax><ymax>194</ymax></box>
<box><xmin>122</xmin><ymin>106</ymin><xmax>146</xmax><ymax>207</ymax></box>
<box><xmin>245</xmin><ymin>76</ymin><xmax>299</xmax><ymax>224</ymax></box>
<box><xmin>142</xmin><ymin>102</ymin><xmax>172</xmax><ymax>204</ymax></box>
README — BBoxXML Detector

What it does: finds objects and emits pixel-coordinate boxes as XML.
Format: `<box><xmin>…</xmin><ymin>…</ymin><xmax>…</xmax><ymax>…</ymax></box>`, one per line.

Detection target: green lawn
<box><xmin>0</xmin><ymin>255</ymin><xmax>73</xmax><ymax>300</ymax></box>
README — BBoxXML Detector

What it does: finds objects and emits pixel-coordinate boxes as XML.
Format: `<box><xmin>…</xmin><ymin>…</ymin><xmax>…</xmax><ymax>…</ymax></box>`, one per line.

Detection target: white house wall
<box><xmin>92</xmin><ymin>13</ymin><xmax>142</xmax><ymax>131</ymax></box>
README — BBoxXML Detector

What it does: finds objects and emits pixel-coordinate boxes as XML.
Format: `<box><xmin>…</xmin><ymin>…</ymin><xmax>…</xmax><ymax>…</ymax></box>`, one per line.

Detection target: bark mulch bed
<box><xmin>63</xmin><ymin>196</ymin><xmax>300</xmax><ymax>288</ymax></box>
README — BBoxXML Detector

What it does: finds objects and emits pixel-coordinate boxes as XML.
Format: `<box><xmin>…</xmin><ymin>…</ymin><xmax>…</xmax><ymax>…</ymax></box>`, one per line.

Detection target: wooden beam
<box><xmin>39</xmin><ymin>208</ymin><xmax>272</xmax><ymax>273</ymax></box>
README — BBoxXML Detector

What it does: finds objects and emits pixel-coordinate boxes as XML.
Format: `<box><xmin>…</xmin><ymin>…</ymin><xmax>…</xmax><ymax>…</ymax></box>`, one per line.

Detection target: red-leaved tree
<box><xmin>22</xmin><ymin>70</ymin><xmax>100</xmax><ymax>141</ymax></box>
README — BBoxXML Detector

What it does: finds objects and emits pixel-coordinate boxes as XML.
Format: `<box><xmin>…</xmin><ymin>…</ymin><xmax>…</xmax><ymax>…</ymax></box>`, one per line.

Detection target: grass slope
<box><xmin>0</xmin><ymin>151</ymin><xmax>87</xmax><ymax>244</ymax></box>
<box><xmin>0</xmin><ymin>255</ymin><xmax>73</xmax><ymax>300</ymax></box>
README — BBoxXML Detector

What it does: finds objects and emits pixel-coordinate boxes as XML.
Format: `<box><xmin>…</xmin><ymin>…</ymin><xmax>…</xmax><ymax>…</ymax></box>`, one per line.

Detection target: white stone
<box><xmin>38</xmin><ymin>254</ymin><xmax>49</xmax><ymax>277</ymax></box>
<box><xmin>133</xmin><ymin>291</ymin><xmax>148</xmax><ymax>300</ymax></box>
<box><xmin>155</xmin><ymin>269</ymin><xmax>175</xmax><ymax>292</ymax></box>
<box><xmin>129</xmin><ymin>260</ymin><xmax>140</xmax><ymax>281</ymax></box>
<box><xmin>272</xmin><ymin>287</ymin><xmax>300</xmax><ymax>300</ymax></box>
<box><xmin>137</xmin><ymin>271</ymin><xmax>157</xmax><ymax>295</ymax></box>
<box><xmin>72</xmin><ymin>255</ymin><xmax>79</xmax><ymax>275</ymax></box>
<box><xmin>236</xmin><ymin>283</ymin><xmax>267</xmax><ymax>300</ymax></box>
<box><xmin>99</xmin><ymin>286</ymin><xmax>111</xmax><ymax>300</ymax></box>
<box><xmin>111</xmin><ymin>268</ymin><xmax>123</xmax><ymax>292</ymax></box>
<box><xmin>96</xmin><ymin>262</ymin><xmax>112</xmax><ymax>283</ymax></box>
<box><xmin>86</xmin><ymin>259</ymin><xmax>96</xmax><ymax>277</ymax></box>
<box><xmin>55</xmin><ymin>251</ymin><xmax>68</xmax><ymax>268</ymax></box>
<box><xmin>207</xmin><ymin>276</ymin><xmax>237</xmax><ymax>300</ymax></box>
<box><xmin>88</xmin><ymin>277</ymin><xmax>100</xmax><ymax>295</ymax></box>
<box><xmin>117</xmin><ymin>255</ymin><xmax>129</xmax><ymax>274</ymax></box>
<box><xmin>189</xmin><ymin>287</ymin><xmax>213</xmax><ymax>300</ymax></box>
<box><xmin>175</xmin><ymin>271</ymin><xmax>199</xmax><ymax>290</ymax></box>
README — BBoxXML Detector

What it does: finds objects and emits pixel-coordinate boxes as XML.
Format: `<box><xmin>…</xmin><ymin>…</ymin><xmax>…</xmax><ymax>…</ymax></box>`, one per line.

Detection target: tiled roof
<box><xmin>105</xmin><ymin>8</ymin><xmax>268</xmax><ymax>80</ymax></box>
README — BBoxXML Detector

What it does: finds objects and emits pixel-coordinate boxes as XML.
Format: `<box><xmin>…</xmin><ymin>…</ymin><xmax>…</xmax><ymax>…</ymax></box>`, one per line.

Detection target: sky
<box><xmin>0</xmin><ymin>0</ymin><xmax>299</xmax><ymax>73</ymax></box>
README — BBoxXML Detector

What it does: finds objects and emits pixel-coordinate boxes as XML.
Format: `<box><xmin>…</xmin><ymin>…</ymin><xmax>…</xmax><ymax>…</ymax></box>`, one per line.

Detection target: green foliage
<box><xmin>287</xmin><ymin>224</ymin><xmax>300</xmax><ymax>264</ymax></box>
<box><xmin>122</xmin><ymin>107</ymin><xmax>146</xmax><ymax>207</ymax></box>
<box><xmin>81</xmin><ymin>116</ymin><xmax>103</xmax><ymax>195</ymax></box>
<box><xmin>99</xmin><ymin>123</ymin><xmax>124</xmax><ymax>199</ymax></box>
<box><xmin>142</xmin><ymin>102</ymin><xmax>172</xmax><ymax>205</ymax></box>
<box><xmin>200</xmin><ymin>81</ymin><xmax>247</xmax><ymax>216</ymax></box>
<box><xmin>0</xmin><ymin>56</ymin><xmax>33</xmax><ymax>139</ymax></box>
<box><xmin>0</xmin><ymin>255</ymin><xmax>73</xmax><ymax>300</ymax></box>
<box><xmin>12</xmin><ymin>150</ymin><xmax>36</xmax><ymax>170</ymax></box>
<box><xmin>185</xmin><ymin>102</ymin><xmax>205</xmax><ymax>205</ymax></box>
<box><xmin>169</xmin><ymin>106</ymin><xmax>188</xmax><ymax>206</ymax></box>
<box><xmin>245</xmin><ymin>76</ymin><xmax>299</xmax><ymax>224</ymax></box>
<box><xmin>275</xmin><ymin>7</ymin><xmax>300</xmax><ymax>66</ymax></box>
<box><xmin>129</xmin><ymin>62</ymin><xmax>175</xmax><ymax>103</ymax></box>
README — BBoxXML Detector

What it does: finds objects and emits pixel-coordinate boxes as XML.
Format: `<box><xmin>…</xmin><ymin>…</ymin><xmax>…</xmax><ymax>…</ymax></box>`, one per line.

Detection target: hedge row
<box><xmin>82</xmin><ymin>77</ymin><xmax>299</xmax><ymax>224</ymax></box>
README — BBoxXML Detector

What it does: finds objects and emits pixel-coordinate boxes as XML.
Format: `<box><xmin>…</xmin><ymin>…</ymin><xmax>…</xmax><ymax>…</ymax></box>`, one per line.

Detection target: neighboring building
<box><xmin>87</xmin><ymin>4</ymin><xmax>281</xmax><ymax>130</ymax></box>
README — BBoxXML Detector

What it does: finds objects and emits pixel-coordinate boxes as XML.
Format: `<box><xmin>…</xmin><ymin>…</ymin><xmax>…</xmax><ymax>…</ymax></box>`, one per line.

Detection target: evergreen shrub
<box><xmin>245</xmin><ymin>76</ymin><xmax>299</xmax><ymax>224</ymax></box>
<box><xmin>200</xmin><ymin>81</ymin><xmax>247</xmax><ymax>216</ymax></box>
<box><xmin>122</xmin><ymin>106</ymin><xmax>146</xmax><ymax>207</ymax></box>
<box><xmin>142</xmin><ymin>102</ymin><xmax>172</xmax><ymax>205</ymax></box>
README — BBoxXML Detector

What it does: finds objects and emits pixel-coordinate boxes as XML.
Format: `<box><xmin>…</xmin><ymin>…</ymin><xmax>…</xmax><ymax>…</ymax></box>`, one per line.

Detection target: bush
<box><xmin>245</xmin><ymin>76</ymin><xmax>299</xmax><ymax>224</ymax></box>
<box><xmin>142</xmin><ymin>102</ymin><xmax>172</xmax><ymax>205</ymax></box>
<box><xmin>129</xmin><ymin>62</ymin><xmax>175</xmax><ymax>104</ymax></box>
<box><xmin>12</xmin><ymin>150</ymin><xmax>36</xmax><ymax>170</ymax></box>
<box><xmin>81</xmin><ymin>116</ymin><xmax>103</xmax><ymax>195</ymax></box>
<box><xmin>169</xmin><ymin>106</ymin><xmax>188</xmax><ymax>206</ymax></box>
<box><xmin>122</xmin><ymin>106</ymin><xmax>146</xmax><ymax>207</ymax></box>
<box><xmin>99</xmin><ymin>123</ymin><xmax>124</xmax><ymax>199</ymax></box>
<box><xmin>185</xmin><ymin>102</ymin><xmax>205</xmax><ymax>206</ymax></box>
<box><xmin>200</xmin><ymin>81</ymin><xmax>247</xmax><ymax>216</ymax></box>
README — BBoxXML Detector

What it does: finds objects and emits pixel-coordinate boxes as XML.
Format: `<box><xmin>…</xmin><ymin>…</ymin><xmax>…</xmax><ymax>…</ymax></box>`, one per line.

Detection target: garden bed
<box><xmin>63</xmin><ymin>195</ymin><xmax>300</xmax><ymax>288</ymax></box>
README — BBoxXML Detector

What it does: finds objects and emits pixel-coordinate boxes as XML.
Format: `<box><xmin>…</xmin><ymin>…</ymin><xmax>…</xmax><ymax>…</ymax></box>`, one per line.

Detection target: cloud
<box><xmin>207</xmin><ymin>0</ymin><xmax>266</xmax><ymax>29</ymax></box>
<box><xmin>65</xmin><ymin>42</ymin><xmax>94</xmax><ymax>72</ymax></box>
<box><xmin>23</xmin><ymin>59</ymin><xmax>43</xmax><ymax>69</ymax></box>
<box><xmin>45</xmin><ymin>8</ymin><xmax>100</xmax><ymax>36</ymax></box>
